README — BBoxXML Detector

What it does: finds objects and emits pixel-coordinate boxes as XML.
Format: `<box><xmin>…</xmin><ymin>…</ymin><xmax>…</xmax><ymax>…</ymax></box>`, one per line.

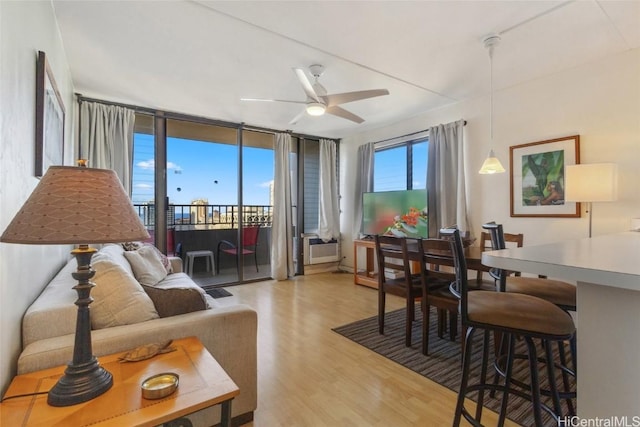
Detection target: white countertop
<box><xmin>481</xmin><ymin>231</ymin><xmax>640</xmax><ymax>291</ymax></box>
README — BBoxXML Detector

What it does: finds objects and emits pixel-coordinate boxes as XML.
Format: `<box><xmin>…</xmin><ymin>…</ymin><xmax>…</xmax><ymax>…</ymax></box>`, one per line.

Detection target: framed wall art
<box><xmin>510</xmin><ymin>135</ymin><xmax>580</xmax><ymax>218</ymax></box>
<box><xmin>35</xmin><ymin>50</ymin><xmax>65</xmax><ymax>177</ymax></box>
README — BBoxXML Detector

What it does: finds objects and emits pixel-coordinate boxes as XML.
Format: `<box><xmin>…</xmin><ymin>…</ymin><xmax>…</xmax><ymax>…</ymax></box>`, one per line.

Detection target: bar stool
<box><xmin>482</xmin><ymin>222</ymin><xmax>577</xmax><ymax>312</ymax></box>
<box><xmin>442</xmin><ymin>227</ymin><xmax>576</xmax><ymax>427</ymax></box>
<box><xmin>185</xmin><ymin>250</ymin><xmax>215</xmax><ymax>277</ymax></box>
<box><xmin>483</xmin><ymin>222</ymin><xmax>577</xmax><ymax>415</ymax></box>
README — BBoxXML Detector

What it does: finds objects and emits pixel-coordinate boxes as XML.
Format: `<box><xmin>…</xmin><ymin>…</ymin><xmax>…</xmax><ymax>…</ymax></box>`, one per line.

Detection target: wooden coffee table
<box><xmin>0</xmin><ymin>336</ymin><xmax>239</xmax><ymax>427</ymax></box>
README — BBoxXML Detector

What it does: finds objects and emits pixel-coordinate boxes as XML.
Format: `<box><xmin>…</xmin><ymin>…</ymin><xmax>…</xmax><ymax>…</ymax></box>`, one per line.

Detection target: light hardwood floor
<box><xmin>216</xmin><ymin>272</ymin><xmax>518</xmax><ymax>426</ymax></box>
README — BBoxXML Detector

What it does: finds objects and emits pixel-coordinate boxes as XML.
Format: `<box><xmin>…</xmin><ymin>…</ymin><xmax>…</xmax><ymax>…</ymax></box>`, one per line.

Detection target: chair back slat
<box><xmin>439</xmin><ymin>227</ymin><xmax>469</xmax><ymax>323</ymax></box>
<box><xmin>417</xmin><ymin>238</ymin><xmax>456</xmax><ymax>283</ymax></box>
<box><xmin>482</xmin><ymin>222</ymin><xmax>510</xmax><ymax>291</ymax></box>
<box><xmin>374</xmin><ymin>235</ymin><xmax>413</xmax><ymax>288</ymax></box>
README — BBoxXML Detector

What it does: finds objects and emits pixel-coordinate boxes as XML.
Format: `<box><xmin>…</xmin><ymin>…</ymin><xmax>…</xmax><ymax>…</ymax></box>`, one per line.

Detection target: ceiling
<box><xmin>52</xmin><ymin>1</ymin><xmax>640</xmax><ymax>139</ymax></box>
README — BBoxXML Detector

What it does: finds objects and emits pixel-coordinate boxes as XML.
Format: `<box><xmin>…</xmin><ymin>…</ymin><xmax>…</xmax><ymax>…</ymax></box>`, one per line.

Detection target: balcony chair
<box><xmin>216</xmin><ymin>226</ymin><xmax>260</xmax><ymax>274</ymax></box>
<box><xmin>442</xmin><ymin>227</ymin><xmax>576</xmax><ymax>427</ymax></box>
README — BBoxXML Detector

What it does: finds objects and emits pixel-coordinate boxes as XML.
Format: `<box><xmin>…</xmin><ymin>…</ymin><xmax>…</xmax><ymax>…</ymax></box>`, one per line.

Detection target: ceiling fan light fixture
<box><xmin>479</xmin><ymin>149</ymin><xmax>506</xmax><ymax>174</ymax></box>
<box><xmin>306</xmin><ymin>102</ymin><xmax>326</xmax><ymax>116</ymax></box>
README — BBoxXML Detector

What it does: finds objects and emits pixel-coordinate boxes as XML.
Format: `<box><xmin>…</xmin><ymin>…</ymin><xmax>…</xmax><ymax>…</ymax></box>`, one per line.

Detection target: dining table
<box><xmin>481</xmin><ymin>232</ymin><xmax>640</xmax><ymax>419</ymax></box>
<box><xmin>416</xmin><ymin>244</ymin><xmax>491</xmax><ymax>283</ymax></box>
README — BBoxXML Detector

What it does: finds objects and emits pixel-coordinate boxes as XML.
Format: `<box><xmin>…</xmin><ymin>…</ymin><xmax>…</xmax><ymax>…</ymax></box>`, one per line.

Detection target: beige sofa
<box><xmin>19</xmin><ymin>244</ymin><xmax>257</xmax><ymax>426</ymax></box>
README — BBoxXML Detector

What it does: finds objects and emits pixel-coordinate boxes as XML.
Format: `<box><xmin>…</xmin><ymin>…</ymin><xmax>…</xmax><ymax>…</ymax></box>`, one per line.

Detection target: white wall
<box><xmin>0</xmin><ymin>1</ymin><xmax>74</xmax><ymax>394</ymax></box>
<box><xmin>341</xmin><ymin>48</ymin><xmax>640</xmax><ymax>271</ymax></box>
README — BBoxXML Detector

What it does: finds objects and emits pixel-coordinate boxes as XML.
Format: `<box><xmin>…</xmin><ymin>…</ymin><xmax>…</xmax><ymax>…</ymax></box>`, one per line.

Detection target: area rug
<box><xmin>333</xmin><ymin>308</ymin><xmax>575</xmax><ymax>427</ymax></box>
<box><xmin>205</xmin><ymin>287</ymin><xmax>233</xmax><ymax>299</ymax></box>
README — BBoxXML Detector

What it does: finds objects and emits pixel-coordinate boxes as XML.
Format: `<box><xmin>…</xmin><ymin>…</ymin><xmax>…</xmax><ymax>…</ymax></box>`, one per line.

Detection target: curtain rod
<box><xmin>371</xmin><ymin>120</ymin><xmax>466</xmax><ymax>145</ymax></box>
<box><xmin>75</xmin><ymin>93</ymin><xmax>337</xmax><ymax>142</ymax></box>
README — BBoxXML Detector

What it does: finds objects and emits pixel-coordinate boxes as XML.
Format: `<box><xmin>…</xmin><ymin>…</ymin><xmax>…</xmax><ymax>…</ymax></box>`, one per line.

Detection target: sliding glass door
<box><xmin>133</xmin><ymin>115</ymin><xmax>275</xmax><ymax>285</ymax></box>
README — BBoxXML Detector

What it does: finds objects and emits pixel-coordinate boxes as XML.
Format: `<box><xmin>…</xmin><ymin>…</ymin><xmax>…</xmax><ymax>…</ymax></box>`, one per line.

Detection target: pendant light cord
<box><xmin>489</xmin><ymin>45</ymin><xmax>494</xmax><ymax>143</ymax></box>
<box><xmin>483</xmin><ymin>34</ymin><xmax>500</xmax><ymax>146</ymax></box>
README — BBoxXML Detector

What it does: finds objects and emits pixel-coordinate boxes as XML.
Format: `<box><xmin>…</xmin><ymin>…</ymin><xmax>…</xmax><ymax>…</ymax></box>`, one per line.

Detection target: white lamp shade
<box><xmin>478</xmin><ymin>149</ymin><xmax>506</xmax><ymax>174</ymax></box>
<box><xmin>564</xmin><ymin>163</ymin><xmax>618</xmax><ymax>202</ymax></box>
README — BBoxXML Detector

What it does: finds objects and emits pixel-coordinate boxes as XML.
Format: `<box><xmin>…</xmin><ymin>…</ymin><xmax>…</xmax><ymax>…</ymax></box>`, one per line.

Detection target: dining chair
<box><xmin>374</xmin><ymin>235</ymin><xmax>423</xmax><ymax>348</ymax></box>
<box><xmin>216</xmin><ymin>226</ymin><xmax>260</xmax><ymax>274</ymax></box>
<box><xmin>443</xmin><ymin>227</ymin><xmax>576</xmax><ymax>427</ymax></box>
<box><xmin>416</xmin><ymin>238</ymin><xmax>460</xmax><ymax>355</ymax></box>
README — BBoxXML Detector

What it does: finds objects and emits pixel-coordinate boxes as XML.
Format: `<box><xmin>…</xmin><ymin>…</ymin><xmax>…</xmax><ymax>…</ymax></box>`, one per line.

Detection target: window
<box><xmin>303</xmin><ymin>140</ymin><xmax>320</xmax><ymax>232</ymax></box>
<box><xmin>374</xmin><ymin>138</ymin><xmax>428</xmax><ymax>191</ymax></box>
<box><xmin>131</xmin><ymin>111</ymin><xmax>325</xmax><ymax>283</ymax></box>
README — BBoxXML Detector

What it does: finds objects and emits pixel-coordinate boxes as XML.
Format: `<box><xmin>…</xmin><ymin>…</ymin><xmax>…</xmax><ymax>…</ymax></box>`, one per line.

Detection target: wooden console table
<box><xmin>353</xmin><ymin>238</ymin><xmax>378</xmax><ymax>288</ymax></box>
<box><xmin>0</xmin><ymin>336</ymin><xmax>239</xmax><ymax>427</ymax></box>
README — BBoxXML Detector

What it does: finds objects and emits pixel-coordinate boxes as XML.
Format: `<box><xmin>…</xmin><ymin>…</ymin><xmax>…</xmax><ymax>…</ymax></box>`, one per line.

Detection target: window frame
<box><xmin>373</xmin><ymin>137</ymin><xmax>428</xmax><ymax>192</ymax></box>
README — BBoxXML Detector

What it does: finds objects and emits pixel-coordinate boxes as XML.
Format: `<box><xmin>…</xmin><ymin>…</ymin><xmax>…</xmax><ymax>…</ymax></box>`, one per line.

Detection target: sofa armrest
<box><xmin>18</xmin><ymin>304</ymin><xmax>257</xmax><ymax>425</ymax></box>
<box><xmin>168</xmin><ymin>256</ymin><xmax>183</xmax><ymax>273</ymax></box>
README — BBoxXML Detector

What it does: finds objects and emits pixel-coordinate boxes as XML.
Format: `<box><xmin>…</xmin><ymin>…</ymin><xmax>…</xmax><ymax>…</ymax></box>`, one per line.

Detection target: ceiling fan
<box><xmin>242</xmin><ymin>64</ymin><xmax>389</xmax><ymax>124</ymax></box>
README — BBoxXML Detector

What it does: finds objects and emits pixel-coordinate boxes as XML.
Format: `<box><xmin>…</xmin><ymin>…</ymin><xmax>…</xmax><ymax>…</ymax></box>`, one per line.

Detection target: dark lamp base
<box><xmin>47</xmin><ymin>356</ymin><xmax>113</xmax><ymax>407</ymax></box>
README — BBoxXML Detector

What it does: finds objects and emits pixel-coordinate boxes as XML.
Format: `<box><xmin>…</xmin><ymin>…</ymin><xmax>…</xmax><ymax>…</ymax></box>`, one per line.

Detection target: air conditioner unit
<box><xmin>303</xmin><ymin>234</ymin><xmax>340</xmax><ymax>265</ymax></box>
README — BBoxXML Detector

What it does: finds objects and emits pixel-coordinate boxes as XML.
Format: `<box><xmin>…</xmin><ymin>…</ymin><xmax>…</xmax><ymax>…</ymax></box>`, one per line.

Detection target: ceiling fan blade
<box><xmin>325</xmin><ymin>89</ymin><xmax>389</xmax><ymax>107</ymax></box>
<box><xmin>241</xmin><ymin>98</ymin><xmax>305</xmax><ymax>105</ymax></box>
<box><xmin>325</xmin><ymin>106</ymin><xmax>365</xmax><ymax>124</ymax></box>
<box><xmin>289</xmin><ymin>109</ymin><xmax>306</xmax><ymax>125</ymax></box>
<box><xmin>293</xmin><ymin>68</ymin><xmax>320</xmax><ymax>103</ymax></box>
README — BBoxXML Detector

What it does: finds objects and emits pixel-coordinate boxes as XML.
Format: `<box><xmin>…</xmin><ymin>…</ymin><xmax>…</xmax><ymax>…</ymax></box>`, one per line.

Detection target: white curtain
<box><xmin>80</xmin><ymin>101</ymin><xmax>135</xmax><ymax>193</ymax></box>
<box><xmin>352</xmin><ymin>142</ymin><xmax>375</xmax><ymax>237</ymax></box>
<box><xmin>317</xmin><ymin>139</ymin><xmax>339</xmax><ymax>241</ymax></box>
<box><xmin>270</xmin><ymin>133</ymin><xmax>294</xmax><ymax>280</ymax></box>
<box><xmin>427</xmin><ymin>119</ymin><xmax>471</xmax><ymax>237</ymax></box>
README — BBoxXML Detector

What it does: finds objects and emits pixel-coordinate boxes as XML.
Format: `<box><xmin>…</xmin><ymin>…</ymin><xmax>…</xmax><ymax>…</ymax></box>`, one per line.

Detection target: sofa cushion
<box><xmin>141</xmin><ymin>272</ymin><xmax>211</xmax><ymax>318</ymax></box>
<box><xmin>122</xmin><ymin>242</ymin><xmax>173</xmax><ymax>274</ymax></box>
<box><xmin>124</xmin><ymin>245</ymin><xmax>168</xmax><ymax>286</ymax></box>
<box><xmin>91</xmin><ymin>255</ymin><xmax>159</xmax><ymax>329</ymax></box>
<box><xmin>99</xmin><ymin>243</ymin><xmax>136</xmax><ymax>276</ymax></box>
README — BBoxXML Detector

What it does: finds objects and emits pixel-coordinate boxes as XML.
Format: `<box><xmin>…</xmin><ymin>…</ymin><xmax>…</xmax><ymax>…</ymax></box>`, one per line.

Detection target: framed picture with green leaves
<box><xmin>510</xmin><ymin>135</ymin><xmax>580</xmax><ymax>218</ymax></box>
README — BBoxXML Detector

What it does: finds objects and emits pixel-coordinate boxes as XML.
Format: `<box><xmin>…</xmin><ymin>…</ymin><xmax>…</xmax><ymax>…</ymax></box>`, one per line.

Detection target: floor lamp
<box><xmin>565</xmin><ymin>163</ymin><xmax>618</xmax><ymax>237</ymax></box>
<box><xmin>0</xmin><ymin>165</ymin><xmax>149</xmax><ymax>406</ymax></box>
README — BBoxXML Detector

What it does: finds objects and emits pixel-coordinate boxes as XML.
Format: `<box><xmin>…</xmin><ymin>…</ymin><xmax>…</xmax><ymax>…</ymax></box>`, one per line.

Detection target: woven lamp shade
<box><xmin>1</xmin><ymin>166</ymin><xmax>149</xmax><ymax>244</ymax></box>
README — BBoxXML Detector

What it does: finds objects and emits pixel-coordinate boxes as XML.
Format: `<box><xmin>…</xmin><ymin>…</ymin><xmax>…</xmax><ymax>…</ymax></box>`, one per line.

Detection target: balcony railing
<box><xmin>134</xmin><ymin>204</ymin><xmax>273</xmax><ymax>229</ymax></box>
<box><xmin>134</xmin><ymin>203</ymin><xmax>273</xmax><ymax>278</ymax></box>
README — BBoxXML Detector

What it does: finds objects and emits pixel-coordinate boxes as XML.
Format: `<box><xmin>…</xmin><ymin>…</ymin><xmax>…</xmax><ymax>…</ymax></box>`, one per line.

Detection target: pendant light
<box><xmin>479</xmin><ymin>34</ymin><xmax>506</xmax><ymax>175</ymax></box>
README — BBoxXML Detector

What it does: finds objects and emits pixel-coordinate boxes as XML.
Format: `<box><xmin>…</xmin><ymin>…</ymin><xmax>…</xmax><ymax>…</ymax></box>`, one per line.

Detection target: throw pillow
<box><xmin>124</xmin><ymin>245</ymin><xmax>168</xmax><ymax>286</ymax></box>
<box><xmin>90</xmin><ymin>255</ymin><xmax>159</xmax><ymax>329</ymax></box>
<box><xmin>122</xmin><ymin>242</ymin><xmax>173</xmax><ymax>274</ymax></box>
<box><xmin>141</xmin><ymin>273</ymin><xmax>211</xmax><ymax>317</ymax></box>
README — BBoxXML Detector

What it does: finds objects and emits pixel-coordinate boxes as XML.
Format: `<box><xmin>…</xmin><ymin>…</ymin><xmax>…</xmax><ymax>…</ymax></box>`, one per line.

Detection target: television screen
<box><xmin>362</xmin><ymin>189</ymin><xmax>428</xmax><ymax>238</ymax></box>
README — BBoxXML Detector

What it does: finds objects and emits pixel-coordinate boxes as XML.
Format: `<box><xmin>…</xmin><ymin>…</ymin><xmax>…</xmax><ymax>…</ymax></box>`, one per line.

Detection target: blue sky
<box><xmin>131</xmin><ymin>134</ymin><xmax>274</xmax><ymax>206</ymax></box>
<box><xmin>374</xmin><ymin>141</ymin><xmax>427</xmax><ymax>191</ymax></box>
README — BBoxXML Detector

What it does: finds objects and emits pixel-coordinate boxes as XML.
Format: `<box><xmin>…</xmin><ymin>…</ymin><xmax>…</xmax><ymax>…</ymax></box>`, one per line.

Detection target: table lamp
<box><xmin>565</xmin><ymin>163</ymin><xmax>618</xmax><ymax>237</ymax></box>
<box><xmin>0</xmin><ymin>164</ymin><xmax>149</xmax><ymax>406</ymax></box>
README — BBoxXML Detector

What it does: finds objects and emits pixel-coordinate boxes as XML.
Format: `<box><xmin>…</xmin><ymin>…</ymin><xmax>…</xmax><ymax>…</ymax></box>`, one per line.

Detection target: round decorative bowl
<box><xmin>141</xmin><ymin>372</ymin><xmax>179</xmax><ymax>400</ymax></box>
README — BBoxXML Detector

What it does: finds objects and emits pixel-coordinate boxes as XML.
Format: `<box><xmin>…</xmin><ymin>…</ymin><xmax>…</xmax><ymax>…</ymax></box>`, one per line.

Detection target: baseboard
<box><xmin>303</xmin><ymin>261</ymin><xmax>339</xmax><ymax>275</ymax></box>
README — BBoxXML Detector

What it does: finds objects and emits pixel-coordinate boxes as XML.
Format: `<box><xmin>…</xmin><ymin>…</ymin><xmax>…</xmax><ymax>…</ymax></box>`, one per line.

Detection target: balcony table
<box><xmin>481</xmin><ymin>232</ymin><xmax>640</xmax><ymax>419</ymax></box>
